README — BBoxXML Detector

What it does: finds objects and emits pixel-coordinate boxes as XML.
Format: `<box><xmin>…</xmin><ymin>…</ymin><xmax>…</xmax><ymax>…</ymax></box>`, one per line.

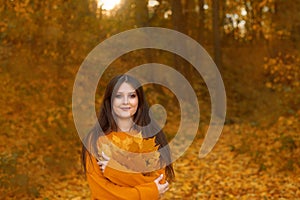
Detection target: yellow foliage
<box><xmin>264</xmin><ymin>53</ymin><xmax>300</xmax><ymax>91</ymax></box>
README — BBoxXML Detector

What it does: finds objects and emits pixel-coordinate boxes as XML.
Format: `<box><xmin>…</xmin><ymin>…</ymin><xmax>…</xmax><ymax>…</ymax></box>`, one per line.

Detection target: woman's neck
<box><xmin>116</xmin><ymin>118</ymin><xmax>134</xmax><ymax>132</ymax></box>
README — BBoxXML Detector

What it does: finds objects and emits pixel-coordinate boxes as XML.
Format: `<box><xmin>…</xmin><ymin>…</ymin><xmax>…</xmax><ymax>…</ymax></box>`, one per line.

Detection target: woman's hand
<box><xmin>97</xmin><ymin>151</ymin><xmax>110</xmax><ymax>172</ymax></box>
<box><xmin>154</xmin><ymin>174</ymin><xmax>169</xmax><ymax>197</ymax></box>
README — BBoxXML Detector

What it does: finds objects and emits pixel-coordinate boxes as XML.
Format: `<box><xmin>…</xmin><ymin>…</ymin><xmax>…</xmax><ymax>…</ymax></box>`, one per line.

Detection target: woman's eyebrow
<box><xmin>116</xmin><ymin>91</ymin><xmax>136</xmax><ymax>94</ymax></box>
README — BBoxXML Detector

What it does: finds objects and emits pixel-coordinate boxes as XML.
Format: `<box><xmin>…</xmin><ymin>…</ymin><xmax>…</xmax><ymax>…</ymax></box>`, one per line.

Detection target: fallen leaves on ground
<box><xmin>162</xmin><ymin>119</ymin><xmax>300</xmax><ymax>199</ymax></box>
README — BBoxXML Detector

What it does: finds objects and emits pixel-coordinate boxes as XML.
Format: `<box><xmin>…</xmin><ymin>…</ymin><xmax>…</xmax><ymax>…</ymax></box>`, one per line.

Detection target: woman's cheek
<box><xmin>131</xmin><ymin>99</ymin><xmax>138</xmax><ymax>114</ymax></box>
<box><xmin>113</xmin><ymin>98</ymin><xmax>121</xmax><ymax>107</ymax></box>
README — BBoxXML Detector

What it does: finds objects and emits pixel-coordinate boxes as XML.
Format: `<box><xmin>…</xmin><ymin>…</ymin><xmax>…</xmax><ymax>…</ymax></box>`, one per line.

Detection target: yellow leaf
<box><xmin>121</xmin><ymin>137</ymin><xmax>133</xmax><ymax>151</ymax></box>
<box><xmin>112</xmin><ymin>134</ymin><xmax>121</xmax><ymax>145</ymax></box>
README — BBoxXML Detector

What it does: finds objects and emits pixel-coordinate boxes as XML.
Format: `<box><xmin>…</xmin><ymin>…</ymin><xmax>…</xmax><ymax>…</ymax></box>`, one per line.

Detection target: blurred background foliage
<box><xmin>0</xmin><ymin>0</ymin><xmax>299</xmax><ymax>199</ymax></box>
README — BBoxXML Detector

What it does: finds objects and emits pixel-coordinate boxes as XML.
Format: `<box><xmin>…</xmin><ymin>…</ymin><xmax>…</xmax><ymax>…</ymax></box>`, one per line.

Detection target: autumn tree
<box><xmin>135</xmin><ymin>0</ymin><xmax>149</xmax><ymax>27</ymax></box>
<box><xmin>212</xmin><ymin>0</ymin><xmax>222</xmax><ymax>68</ymax></box>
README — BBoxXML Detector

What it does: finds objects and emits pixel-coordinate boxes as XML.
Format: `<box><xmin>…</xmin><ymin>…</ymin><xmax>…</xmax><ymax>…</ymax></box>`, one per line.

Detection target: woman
<box><xmin>82</xmin><ymin>75</ymin><xmax>175</xmax><ymax>199</ymax></box>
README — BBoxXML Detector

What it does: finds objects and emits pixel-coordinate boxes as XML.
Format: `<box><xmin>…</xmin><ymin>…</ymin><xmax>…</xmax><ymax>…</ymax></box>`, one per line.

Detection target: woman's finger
<box><xmin>162</xmin><ymin>182</ymin><xmax>169</xmax><ymax>190</ymax></box>
<box><xmin>97</xmin><ymin>160</ymin><xmax>104</xmax><ymax>165</ymax></box>
<box><xmin>154</xmin><ymin>174</ymin><xmax>163</xmax><ymax>183</ymax></box>
<box><xmin>97</xmin><ymin>159</ymin><xmax>109</xmax><ymax>172</ymax></box>
<box><xmin>162</xmin><ymin>186</ymin><xmax>169</xmax><ymax>194</ymax></box>
<box><xmin>97</xmin><ymin>160</ymin><xmax>108</xmax><ymax>166</ymax></box>
<box><xmin>102</xmin><ymin>151</ymin><xmax>110</xmax><ymax>161</ymax></box>
<box><xmin>154</xmin><ymin>175</ymin><xmax>170</xmax><ymax>196</ymax></box>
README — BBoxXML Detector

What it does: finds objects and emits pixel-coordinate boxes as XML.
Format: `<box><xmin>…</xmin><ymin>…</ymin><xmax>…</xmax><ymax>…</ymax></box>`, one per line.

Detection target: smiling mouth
<box><xmin>120</xmin><ymin>107</ymin><xmax>131</xmax><ymax>111</ymax></box>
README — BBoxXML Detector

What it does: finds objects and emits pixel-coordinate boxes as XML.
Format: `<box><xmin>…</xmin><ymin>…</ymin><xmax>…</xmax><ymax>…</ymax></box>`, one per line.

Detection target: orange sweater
<box><xmin>86</xmin><ymin>132</ymin><xmax>167</xmax><ymax>200</ymax></box>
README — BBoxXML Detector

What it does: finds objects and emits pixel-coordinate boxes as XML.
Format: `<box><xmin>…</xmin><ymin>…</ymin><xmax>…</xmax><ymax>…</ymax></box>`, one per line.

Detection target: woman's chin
<box><xmin>116</xmin><ymin>114</ymin><xmax>133</xmax><ymax>119</ymax></box>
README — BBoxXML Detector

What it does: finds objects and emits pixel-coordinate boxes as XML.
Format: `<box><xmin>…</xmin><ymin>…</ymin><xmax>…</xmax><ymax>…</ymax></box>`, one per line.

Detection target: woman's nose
<box><xmin>123</xmin><ymin>96</ymin><xmax>129</xmax><ymax>104</ymax></box>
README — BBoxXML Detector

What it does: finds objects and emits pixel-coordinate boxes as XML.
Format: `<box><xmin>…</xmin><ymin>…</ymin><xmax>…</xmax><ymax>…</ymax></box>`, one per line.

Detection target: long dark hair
<box><xmin>82</xmin><ymin>75</ymin><xmax>175</xmax><ymax>182</ymax></box>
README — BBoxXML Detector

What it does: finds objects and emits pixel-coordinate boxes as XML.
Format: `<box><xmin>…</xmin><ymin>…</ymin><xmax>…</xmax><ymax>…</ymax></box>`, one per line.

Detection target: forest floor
<box><xmin>34</xmin><ymin>120</ymin><xmax>300</xmax><ymax>200</ymax></box>
<box><xmin>1</xmin><ymin>43</ymin><xmax>299</xmax><ymax>199</ymax></box>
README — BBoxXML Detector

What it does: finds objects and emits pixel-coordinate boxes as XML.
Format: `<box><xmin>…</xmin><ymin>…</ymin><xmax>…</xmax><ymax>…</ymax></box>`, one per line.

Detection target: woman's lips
<box><xmin>120</xmin><ymin>107</ymin><xmax>131</xmax><ymax>111</ymax></box>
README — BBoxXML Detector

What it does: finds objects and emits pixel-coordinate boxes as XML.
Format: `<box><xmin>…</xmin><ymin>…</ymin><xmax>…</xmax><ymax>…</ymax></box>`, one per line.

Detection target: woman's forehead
<box><xmin>116</xmin><ymin>82</ymin><xmax>136</xmax><ymax>93</ymax></box>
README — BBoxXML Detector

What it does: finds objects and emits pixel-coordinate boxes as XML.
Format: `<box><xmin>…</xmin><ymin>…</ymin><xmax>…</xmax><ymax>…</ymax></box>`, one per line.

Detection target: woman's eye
<box><xmin>115</xmin><ymin>94</ymin><xmax>122</xmax><ymax>98</ymax></box>
<box><xmin>130</xmin><ymin>94</ymin><xmax>137</xmax><ymax>98</ymax></box>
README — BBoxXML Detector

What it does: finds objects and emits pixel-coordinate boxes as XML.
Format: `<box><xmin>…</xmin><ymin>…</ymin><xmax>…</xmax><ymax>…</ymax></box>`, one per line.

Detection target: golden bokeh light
<box><xmin>98</xmin><ymin>0</ymin><xmax>121</xmax><ymax>10</ymax></box>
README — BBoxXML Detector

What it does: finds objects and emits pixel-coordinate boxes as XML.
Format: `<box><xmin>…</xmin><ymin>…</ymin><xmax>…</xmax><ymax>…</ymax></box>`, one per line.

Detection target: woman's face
<box><xmin>112</xmin><ymin>82</ymin><xmax>139</xmax><ymax>120</ymax></box>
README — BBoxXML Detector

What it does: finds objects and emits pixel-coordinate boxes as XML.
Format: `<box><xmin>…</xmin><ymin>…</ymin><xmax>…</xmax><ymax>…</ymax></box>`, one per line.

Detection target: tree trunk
<box><xmin>185</xmin><ymin>0</ymin><xmax>197</xmax><ymax>38</ymax></box>
<box><xmin>135</xmin><ymin>0</ymin><xmax>149</xmax><ymax>27</ymax></box>
<box><xmin>171</xmin><ymin>0</ymin><xmax>186</xmax><ymax>70</ymax></box>
<box><xmin>170</xmin><ymin>0</ymin><xmax>186</xmax><ymax>33</ymax></box>
<box><xmin>212</xmin><ymin>0</ymin><xmax>224</xmax><ymax>119</ymax></box>
<box><xmin>198</xmin><ymin>0</ymin><xmax>205</xmax><ymax>43</ymax></box>
<box><xmin>212</xmin><ymin>0</ymin><xmax>222</xmax><ymax>69</ymax></box>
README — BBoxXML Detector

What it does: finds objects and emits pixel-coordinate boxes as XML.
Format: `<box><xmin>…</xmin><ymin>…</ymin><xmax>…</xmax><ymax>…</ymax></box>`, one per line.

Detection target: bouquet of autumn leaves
<box><xmin>97</xmin><ymin>131</ymin><xmax>161</xmax><ymax>173</ymax></box>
